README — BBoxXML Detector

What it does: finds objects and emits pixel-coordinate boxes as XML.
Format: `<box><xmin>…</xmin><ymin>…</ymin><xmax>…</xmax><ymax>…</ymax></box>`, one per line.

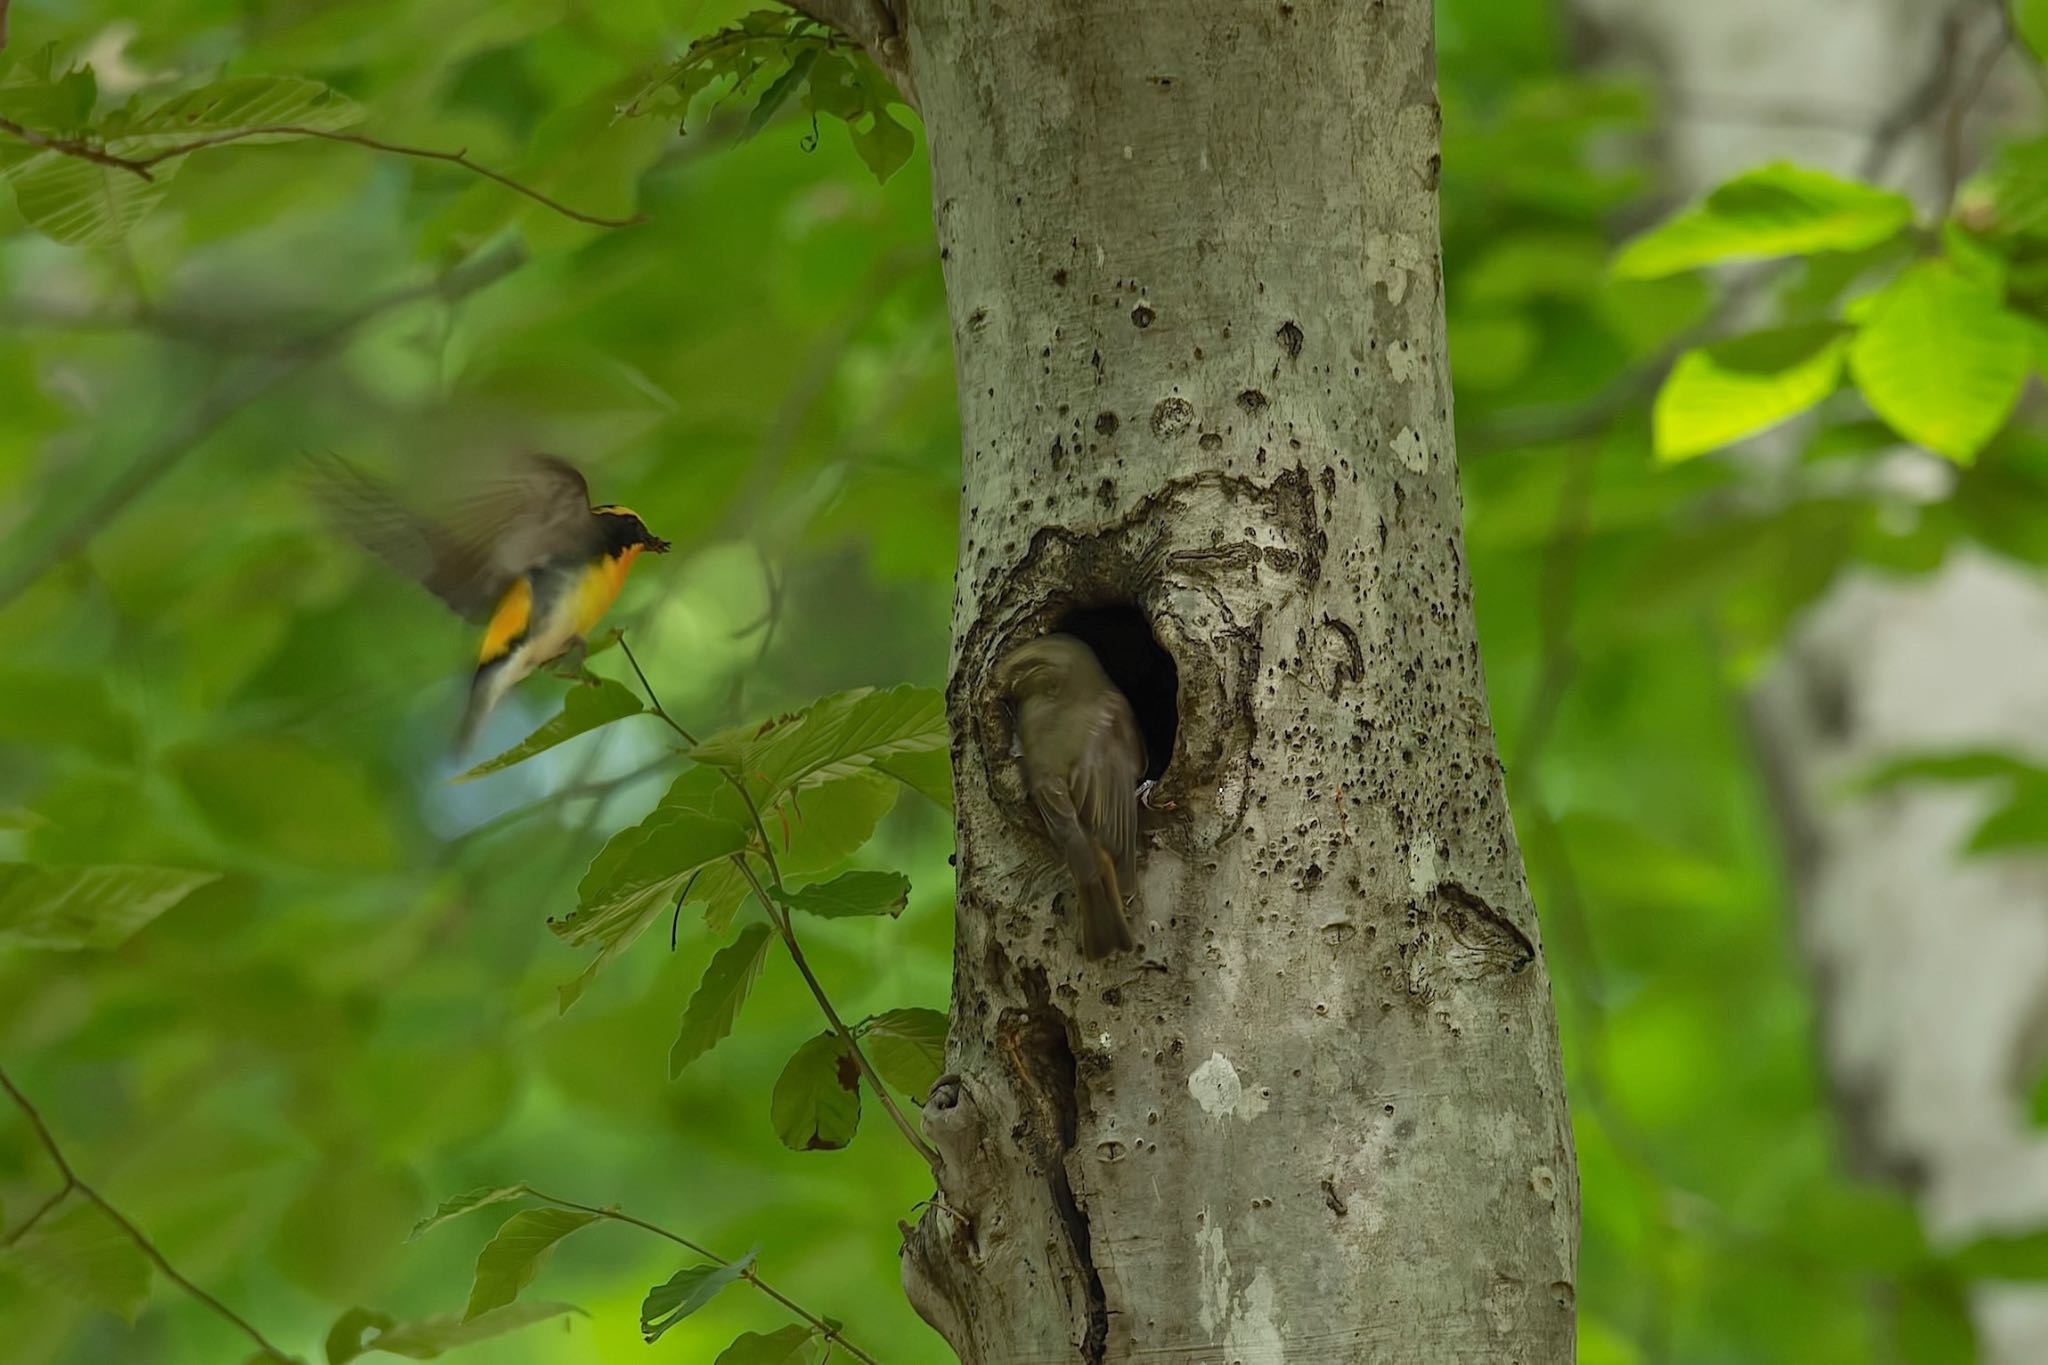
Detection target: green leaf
<box><xmin>110</xmin><ymin>76</ymin><xmax>364</xmax><ymax>152</ymax></box>
<box><xmin>0</xmin><ymin>1201</ymin><xmax>152</xmax><ymax>1321</ymax></box>
<box><xmin>0</xmin><ymin>808</ymin><xmax>50</xmax><ymax>831</ymax></box>
<box><xmin>454</xmin><ymin>680</ymin><xmax>645</xmax><ymax>781</ymax></box>
<box><xmin>171</xmin><ymin>736</ymin><xmax>399</xmax><ymax>870</ymax></box>
<box><xmin>669</xmin><ymin>922</ymin><xmax>774</xmax><ymax>1078</ymax></box>
<box><xmin>714</xmin><ymin>1325</ymin><xmax>821</xmax><ymax>1365</ymax></box>
<box><xmin>1946</xmin><ymin>1229</ymin><xmax>2048</xmax><ymax>1279</ymax></box>
<box><xmin>0</xmin><ymin>670</ymin><xmax>136</xmax><ymax>760</ymax></box>
<box><xmin>409</xmin><ymin>1186</ymin><xmax>529</xmax><ymax>1241</ymax></box>
<box><xmin>463</xmin><ymin>1208</ymin><xmax>598</xmax><ymax>1321</ymax></box>
<box><xmin>639</xmin><ymin>1252</ymin><xmax>754</xmax><ymax>1344</ymax></box>
<box><xmin>770</xmin><ymin>1032</ymin><xmax>862</xmax><ymax>1151</ymax></box>
<box><xmin>1613</xmin><ymin>162</ymin><xmax>1914</xmax><ymax>279</ymax></box>
<box><xmin>861</xmin><ymin>1007</ymin><xmax>948</xmax><ymax>1097</ymax></box>
<box><xmin>772</xmin><ymin>870</ymin><xmax>910</xmax><ymax>919</ymax></box>
<box><xmin>554</xmin><ymin>809</ymin><xmax>749</xmax><ymax>950</ymax></box>
<box><xmin>686</xmin><ymin>771</ymin><xmax>901</xmax><ymax>934</ymax></box>
<box><xmin>1967</xmin><ymin>782</ymin><xmax>2048</xmax><ymax>853</ymax></box>
<box><xmin>691</xmin><ymin>686</ymin><xmax>946</xmax><ymax>802</ymax></box>
<box><xmin>1652</xmin><ymin>326</ymin><xmax>1849</xmax><ymax>461</ymax></box>
<box><xmin>1849</xmin><ymin>262</ymin><xmax>2032</xmax><ymax>463</ymax></box>
<box><xmin>6</xmin><ymin>154</ymin><xmax>178</xmax><ymax>246</ymax></box>
<box><xmin>0</xmin><ymin>863</ymin><xmax>220</xmax><ymax>950</ymax></box>
<box><xmin>327</xmin><ymin>1301</ymin><xmax>580</xmax><ymax>1363</ymax></box>
<box><xmin>743</xmin><ymin>50</ymin><xmax>817</xmax><ymax>141</ymax></box>
<box><xmin>2020</xmin><ymin>0</ymin><xmax>2048</xmax><ymax>63</ymax></box>
<box><xmin>873</xmin><ymin>747</ymin><xmax>952</xmax><ymax>810</ymax></box>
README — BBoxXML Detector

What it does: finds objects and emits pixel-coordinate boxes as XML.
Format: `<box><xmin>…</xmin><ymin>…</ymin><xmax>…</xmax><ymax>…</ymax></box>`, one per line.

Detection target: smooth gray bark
<box><xmin>886</xmin><ymin>3</ymin><xmax>1579</xmax><ymax>1360</ymax></box>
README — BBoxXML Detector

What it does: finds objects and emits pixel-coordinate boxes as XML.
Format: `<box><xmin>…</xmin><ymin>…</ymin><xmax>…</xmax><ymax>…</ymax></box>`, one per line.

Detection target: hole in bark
<box><xmin>1053</xmin><ymin>603</ymin><xmax>1178</xmax><ymax>782</ymax></box>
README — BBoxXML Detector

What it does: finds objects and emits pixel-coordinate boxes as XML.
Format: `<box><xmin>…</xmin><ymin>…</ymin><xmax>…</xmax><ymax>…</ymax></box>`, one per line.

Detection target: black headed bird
<box><xmin>307</xmin><ymin>452</ymin><xmax>670</xmax><ymax>752</ymax></box>
<box><xmin>995</xmin><ymin>633</ymin><xmax>1146</xmax><ymax>958</ymax></box>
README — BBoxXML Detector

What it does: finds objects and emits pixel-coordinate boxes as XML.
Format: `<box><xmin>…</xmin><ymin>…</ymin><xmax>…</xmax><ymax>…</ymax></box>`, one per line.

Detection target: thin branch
<box><xmin>0</xmin><ymin>241</ymin><xmax>525</xmax><ymax>611</ymax></box>
<box><xmin>0</xmin><ymin>114</ymin><xmax>150</xmax><ymax>175</ymax></box>
<box><xmin>0</xmin><ymin>121</ymin><xmax>644</xmax><ymax>228</ymax></box>
<box><xmin>520</xmin><ymin>1185</ymin><xmax>883</xmax><ymax>1364</ymax></box>
<box><xmin>0</xmin><ymin>1066</ymin><xmax>292</xmax><ymax>1362</ymax></box>
<box><xmin>732</xmin><ymin>854</ymin><xmax>941</xmax><ymax>1166</ymax></box>
<box><xmin>616</xmin><ymin>637</ymin><xmax>940</xmax><ymax>1168</ymax></box>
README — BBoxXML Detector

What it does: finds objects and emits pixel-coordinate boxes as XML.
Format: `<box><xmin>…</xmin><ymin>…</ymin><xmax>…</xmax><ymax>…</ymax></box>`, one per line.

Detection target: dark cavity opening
<box><xmin>1054</xmin><ymin>604</ymin><xmax>1178</xmax><ymax>782</ymax></box>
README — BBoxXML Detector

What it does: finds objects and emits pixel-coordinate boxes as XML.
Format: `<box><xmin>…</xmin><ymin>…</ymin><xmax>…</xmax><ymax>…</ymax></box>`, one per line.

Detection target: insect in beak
<box><xmin>648</xmin><ymin>536</ymin><xmax>672</xmax><ymax>553</ymax></box>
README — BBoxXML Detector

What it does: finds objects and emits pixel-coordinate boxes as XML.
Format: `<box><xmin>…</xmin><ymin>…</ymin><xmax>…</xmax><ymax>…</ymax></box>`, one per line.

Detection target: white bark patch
<box><xmin>1188</xmin><ymin>1051</ymin><xmax>1267</xmax><ymax>1119</ymax></box>
<box><xmin>1197</xmin><ymin>1210</ymin><xmax>1229</xmax><ymax>1338</ymax></box>
<box><xmin>1393</xmin><ymin>426</ymin><xmax>1431</xmax><ymax>474</ymax></box>
<box><xmin>1364</xmin><ymin>231</ymin><xmax>1425</xmax><ymax>305</ymax></box>
<box><xmin>1408</xmin><ymin>826</ymin><xmax>1440</xmax><ymax>894</ymax></box>
<box><xmin>1227</xmin><ymin>1268</ymin><xmax>1286</xmax><ymax>1358</ymax></box>
<box><xmin>1386</xmin><ymin>338</ymin><xmax>1422</xmax><ymax>386</ymax></box>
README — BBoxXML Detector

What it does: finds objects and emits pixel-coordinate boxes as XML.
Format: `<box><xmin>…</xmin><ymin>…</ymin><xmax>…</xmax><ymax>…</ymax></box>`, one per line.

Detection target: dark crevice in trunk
<box><xmin>999</xmin><ymin>975</ymin><xmax>1110</xmax><ymax>1362</ymax></box>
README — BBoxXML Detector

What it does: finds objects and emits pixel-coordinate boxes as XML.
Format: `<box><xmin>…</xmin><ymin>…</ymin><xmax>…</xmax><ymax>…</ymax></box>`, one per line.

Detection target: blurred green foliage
<box><xmin>1</xmin><ymin>0</ymin><xmax>2046</xmax><ymax>1361</ymax></box>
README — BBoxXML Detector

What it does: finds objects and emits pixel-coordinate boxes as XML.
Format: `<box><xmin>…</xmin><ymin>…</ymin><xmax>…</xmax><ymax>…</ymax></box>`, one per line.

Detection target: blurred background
<box><xmin>1</xmin><ymin>0</ymin><xmax>2045</xmax><ymax>1360</ymax></box>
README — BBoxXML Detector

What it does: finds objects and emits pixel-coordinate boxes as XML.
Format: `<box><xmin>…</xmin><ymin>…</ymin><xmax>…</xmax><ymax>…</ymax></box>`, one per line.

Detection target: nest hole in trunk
<box><xmin>1053</xmin><ymin>603</ymin><xmax>1179</xmax><ymax>783</ymax></box>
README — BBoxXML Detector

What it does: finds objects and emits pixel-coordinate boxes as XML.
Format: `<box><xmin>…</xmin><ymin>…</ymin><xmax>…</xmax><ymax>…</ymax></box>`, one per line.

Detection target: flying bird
<box><xmin>307</xmin><ymin>452</ymin><xmax>670</xmax><ymax>752</ymax></box>
<box><xmin>995</xmin><ymin>633</ymin><xmax>1146</xmax><ymax>958</ymax></box>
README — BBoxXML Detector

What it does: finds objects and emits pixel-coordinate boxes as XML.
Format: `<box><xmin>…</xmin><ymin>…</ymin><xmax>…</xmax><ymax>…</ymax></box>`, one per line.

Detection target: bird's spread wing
<box><xmin>304</xmin><ymin>450</ymin><xmax>504</xmax><ymax>621</ymax></box>
<box><xmin>443</xmin><ymin>454</ymin><xmax>597</xmax><ymax>581</ymax></box>
<box><xmin>306</xmin><ymin>452</ymin><xmax>596</xmax><ymax>623</ymax></box>
<box><xmin>1071</xmin><ymin>690</ymin><xmax>1145</xmax><ymax>884</ymax></box>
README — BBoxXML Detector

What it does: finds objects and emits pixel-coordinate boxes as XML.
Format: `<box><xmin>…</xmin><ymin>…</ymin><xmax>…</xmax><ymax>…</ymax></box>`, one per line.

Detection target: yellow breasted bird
<box><xmin>995</xmin><ymin>634</ymin><xmax>1146</xmax><ymax>958</ymax></box>
<box><xmin>307</xmin><ymin>452</ymin><xmax>670</xmax><ymax>752</ymax></box>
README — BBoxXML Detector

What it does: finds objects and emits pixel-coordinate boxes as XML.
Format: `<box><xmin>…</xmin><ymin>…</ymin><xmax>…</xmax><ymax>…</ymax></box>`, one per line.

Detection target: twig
<box><xmin>0</xmin><ymin>122</ymin><xmax>644</xmax><ymax>229</ymax></box>
<box><xmin>616</xmin><ymin>637</ymin><xmax>942</xmax><ymax>1168</ymax></box>
<box><xmin>0</xmin><ymin>241</ymin><xmax>525</xmax><ymax>611</ymax></box>
<box><xmin>780</xmin><ymin>0</ymin><xmax>916</xmax><ymax>109</ymax></box>
<box><xmin>519</xmin><ymin>1185</ymin><xmax>883</xmax><ymax>1364</ymax></box>
<box><xmin>0</xmin><ymin>1066</ymin><xmax>293</xmax><ymax>1362</ymax></box>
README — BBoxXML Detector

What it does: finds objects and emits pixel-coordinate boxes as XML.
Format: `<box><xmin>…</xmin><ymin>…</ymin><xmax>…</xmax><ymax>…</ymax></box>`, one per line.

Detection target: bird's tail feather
<box><xmin>1063</xmin><ymin>832</ymin><xmax>1135</xmax><ymax>959</ymax></box>
<box><xmin>456</xmin><ymin>654</ymin><xmax>515</xmax><ymax>758</ymax></box>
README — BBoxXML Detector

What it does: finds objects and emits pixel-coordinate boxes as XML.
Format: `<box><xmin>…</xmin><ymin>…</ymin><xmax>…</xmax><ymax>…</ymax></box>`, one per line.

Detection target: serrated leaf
<box><xmin>770</xmin><ymin>1032</ymin><xmax>862</xmax><ymax>1151</ymax></box>
<box><xmin>115</xmin><ymin>75</ymin><xmax>364</xmax><ymax>152</ymax></box>
<box><xmin>687</xmin><ymin>771</ymin><xmax>900</xmax><ymax>934</ymax></box>
<box><xmin>1613</xmin><ymin>162</ymin><xmax>1913</xmax><ymax>279</ymax></box>
<box><xmin>743</xmin><ymin>50</ymin><xmax>817</xmax><ymax>140</ymax></box>
<box><xmin>861</xmin><ymin>1007</ymin><xmax>948</xmax><ymax>1097</ymax></box>
<box><xmin>327</xmin><ymin>1301</ymin><xmax>580</xmax><ymax>1364</ymax></box>
<box><xmin>454</xmin><ymin>680</ymin><xmax>646</xmax><ymax>781</ymax></box>
<box><xmin>715</xmin><ymin>1325</ymin><xmax>821</xmax><ymax>1365</ymax></box>
<box><xmin>1652</xmin><ymin>325</ymin><xmax>1849</xmax><ymax>461</ymax></box>
<box><xmin>463</xmin><ymin>1209</ymin><xmax>598</xmax><ymax>1321</ymax></box>
<box><xmin>554</xmin><ymin>810</ymin><xmax>749</xmax><ymax>949</ymax></box>
<box><xmin>639</xmin><ymin>1252</ymin><xmax>754</xmax><ymax>1344</ymax></box>
<box><xmin>1849</xmin><ymin>262</ymin><xmax>2031</xmax><ymax>463</ymax></box>
<box><xmin>772</xmin><ymin>870</ymin><xmax>909</xmax><ymax>919</ymax></box>
<box><xmin>409</xmin><ymin>1186</ymin><xmax>529</xmax><ymax>1241</ymax></box>
<box><xmin>670</xmin><ymin>923</ymin><xmax>774</xmax><ymax>1077</ymax></box>
<box><xmin>0</xmin><ymin>1201</ymin><xmax>151</xmax><ymax>1321</ymax></box>
<box><xmin>691</xmin><ymin>686</ymin><xmax>945</xmax><ymax>802</ymax></box>
<box><xmin>0</xmin><ymin>863</ymin><xmax>219</xmax><ymax>950</ymax></box>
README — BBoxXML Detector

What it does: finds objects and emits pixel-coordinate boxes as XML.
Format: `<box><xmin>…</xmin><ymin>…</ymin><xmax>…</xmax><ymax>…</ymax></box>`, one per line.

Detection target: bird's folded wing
<box><xmin>1072</xmin><ymin>692</ymin><xmax>1145</xmax><ymax>885</ymax></box>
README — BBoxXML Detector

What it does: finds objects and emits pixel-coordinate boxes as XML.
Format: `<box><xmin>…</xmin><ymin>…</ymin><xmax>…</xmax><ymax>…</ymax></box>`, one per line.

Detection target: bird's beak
<box><xmin>647</xmin><ymin>536</ymin><xmax>672</xmax><ymax>554</ymax></box>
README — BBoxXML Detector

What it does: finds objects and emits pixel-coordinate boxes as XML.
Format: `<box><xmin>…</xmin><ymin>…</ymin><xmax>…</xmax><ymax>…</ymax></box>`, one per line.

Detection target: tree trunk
<box><xmin>892</xmin><ymin>3</ymin><xmax>1578</xmax><ymax>1359</ymax></box>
